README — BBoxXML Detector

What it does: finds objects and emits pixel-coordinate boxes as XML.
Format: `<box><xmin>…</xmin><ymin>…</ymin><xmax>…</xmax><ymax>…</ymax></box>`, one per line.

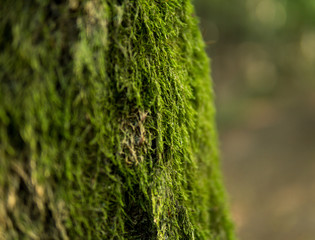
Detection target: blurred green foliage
<box><xmin>195</xmin><ymin>0</ymin><xmax>315</xmax><ymax>126</ymax></box>
<box><xmin>194</xmin><ymin>1</ymin><xmax>315</xmax><ymax>240</ymax></box>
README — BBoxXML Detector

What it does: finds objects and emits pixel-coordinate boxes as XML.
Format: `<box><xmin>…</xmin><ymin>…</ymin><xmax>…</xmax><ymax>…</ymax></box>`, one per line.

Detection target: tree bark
<box><xmin>0</xmin><ymin>0</ymin><xmax>235</xmax><ymax>239</ymax></box>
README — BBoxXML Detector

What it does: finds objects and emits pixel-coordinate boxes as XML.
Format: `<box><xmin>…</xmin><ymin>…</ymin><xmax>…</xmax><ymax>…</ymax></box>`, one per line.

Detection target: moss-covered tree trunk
<box><xmin>0</xmin><ymin>0</ymin><xmax>235</xmax><ymax>239</ymax></box>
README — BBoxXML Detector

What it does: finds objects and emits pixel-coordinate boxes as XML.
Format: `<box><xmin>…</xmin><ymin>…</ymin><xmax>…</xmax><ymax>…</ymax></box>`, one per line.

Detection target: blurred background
<box><xmin>194</xmin><ymin>0</ymin><xmax>315</xmax><ymax>239</ymax></box>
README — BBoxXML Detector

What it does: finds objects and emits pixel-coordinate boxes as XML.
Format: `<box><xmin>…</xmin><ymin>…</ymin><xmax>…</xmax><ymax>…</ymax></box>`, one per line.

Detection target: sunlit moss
<box><xmin>0</xmin><ymin>0</ymin><xmax>235</xmax><ymax>239</ymax></box>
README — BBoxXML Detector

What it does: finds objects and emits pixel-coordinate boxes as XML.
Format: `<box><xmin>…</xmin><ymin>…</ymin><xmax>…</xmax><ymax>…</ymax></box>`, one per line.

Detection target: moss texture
<box><xmin>0</xmin><ymin>0</ymin><xmax>235</xmax><ymax>239</ymax></box>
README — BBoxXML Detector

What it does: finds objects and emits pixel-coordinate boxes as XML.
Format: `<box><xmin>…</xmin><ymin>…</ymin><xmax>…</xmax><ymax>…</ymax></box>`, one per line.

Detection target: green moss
<box><xmin>0</xmin><ymin>0</ymin><xmax>236</xmax><ymax>239</ymax></box>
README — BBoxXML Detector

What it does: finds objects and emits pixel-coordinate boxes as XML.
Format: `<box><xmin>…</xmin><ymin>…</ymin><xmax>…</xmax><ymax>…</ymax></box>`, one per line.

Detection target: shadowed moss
<box><xmin>0</xmin><ymin>0</ymin><xmax>235</xmax><ymax>239</ymax></box>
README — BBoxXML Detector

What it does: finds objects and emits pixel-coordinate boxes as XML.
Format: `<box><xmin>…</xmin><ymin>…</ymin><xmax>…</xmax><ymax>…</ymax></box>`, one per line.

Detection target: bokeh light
<box><xmin>195</xmin><ymin>0</ymin><xmax>315</xmax><ymax>239</ymax></box>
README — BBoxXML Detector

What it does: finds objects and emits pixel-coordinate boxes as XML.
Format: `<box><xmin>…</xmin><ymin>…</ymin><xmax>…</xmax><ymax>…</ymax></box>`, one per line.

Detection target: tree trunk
<box><xmin>0</xmin><ymin>0</ymin><xmax>235</xmax><ymax>239</ymax></box>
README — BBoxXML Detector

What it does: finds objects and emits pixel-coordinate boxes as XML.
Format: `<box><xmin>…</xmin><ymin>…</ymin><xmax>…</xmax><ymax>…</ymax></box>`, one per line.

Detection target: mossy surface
<box><xmin>0</xmin><ymin>0</ymin><xmax>235</xmax><ymax>239</ymax></box>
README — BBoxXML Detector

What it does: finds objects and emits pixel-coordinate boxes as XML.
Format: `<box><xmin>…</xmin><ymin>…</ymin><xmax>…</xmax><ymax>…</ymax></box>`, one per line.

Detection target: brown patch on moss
<box><xmin>120</xmin><ymin>110</ymin><xmax>149</xmax><ymax>166</ymax></box>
